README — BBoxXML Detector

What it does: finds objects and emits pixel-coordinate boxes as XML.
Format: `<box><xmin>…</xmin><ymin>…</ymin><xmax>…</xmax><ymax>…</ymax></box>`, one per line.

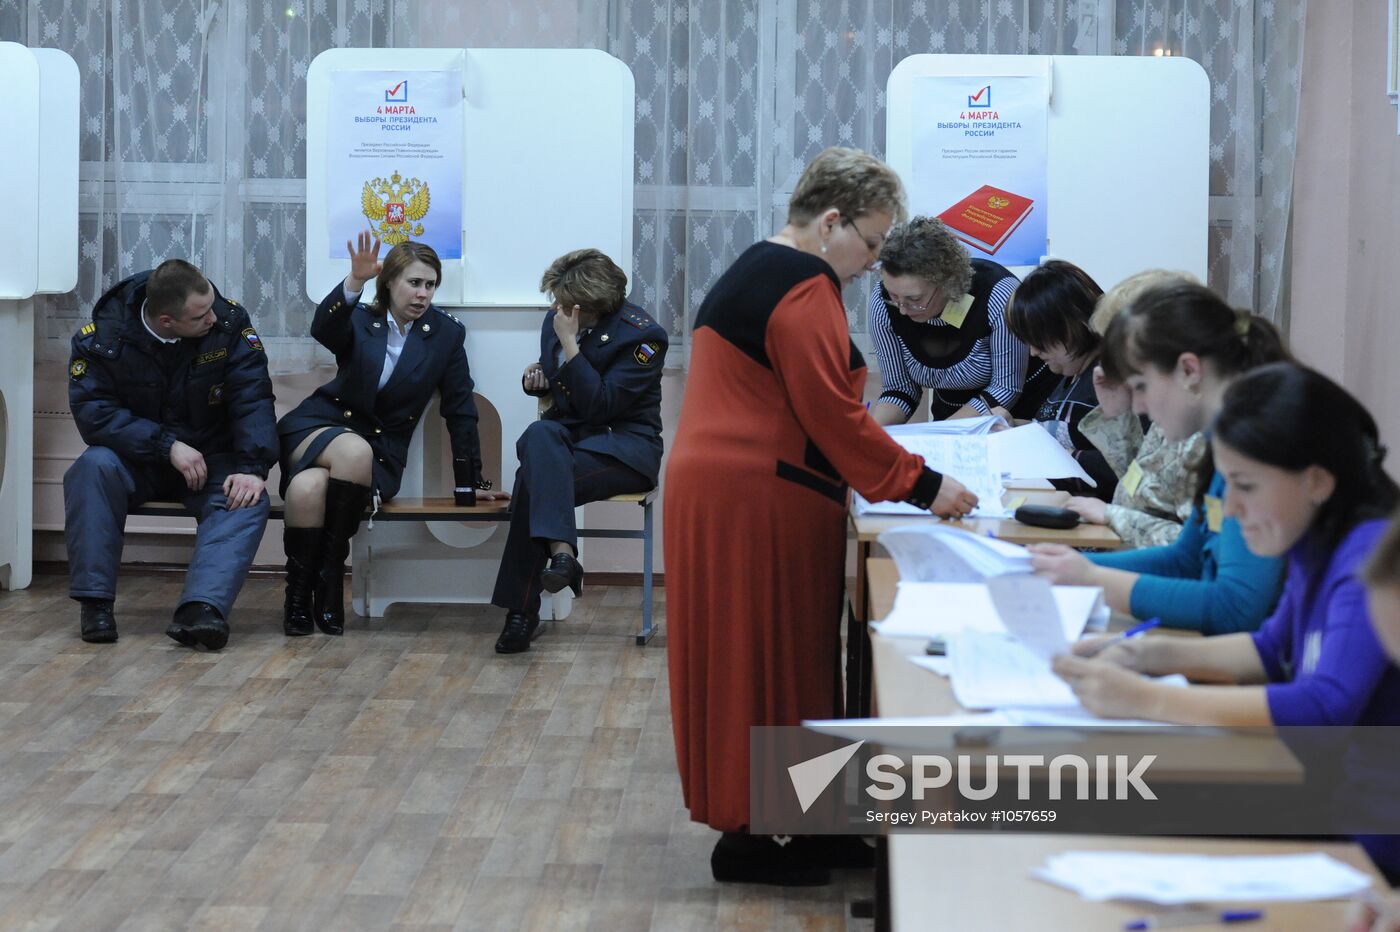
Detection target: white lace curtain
<box><xmin>2</xmin><ymin>1</ymin><xmax>1305</xmax><ymax>371</ymax></box>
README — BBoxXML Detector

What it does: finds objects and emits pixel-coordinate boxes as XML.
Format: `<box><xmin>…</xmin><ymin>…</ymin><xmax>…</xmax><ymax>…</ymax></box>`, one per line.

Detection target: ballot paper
<box><xmin>854</xmin><ymin>430</ymin><xmax>1007</xmax><ymax>517</ymax></box>
<box><xmin>948</xmin><ymin>631</ymin><xmax>1081</xmax><ymax>710</ymax></box>
<box><xmin>987</xmin><ymin>422</ymin><xmax>1096</xmax><ymax>486</ymax></box>
<box><xmin>872</xmin><ymin>581</ymin><xmax>1105</xmax><ymax>643</ymax></box>
<box><xmin>878</xmin><ymin>525</ymin><xmax>1033</xmax><ymax>582</ymax></box>
<box><xmin>986</xmin><ymin>573</ymin><xmax>1070</xmax><ymax>661</ymax></box>
<box><xmin>1032</xmin><ymin>851</ymin><xmax>1374</xmax><ymax>904</ymax></box>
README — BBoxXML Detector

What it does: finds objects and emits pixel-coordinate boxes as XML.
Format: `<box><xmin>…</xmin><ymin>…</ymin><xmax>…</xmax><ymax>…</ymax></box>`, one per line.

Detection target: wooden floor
<box><xmin>0</xmin><ymin>572</ymin><xmax>873</xmax><ymax>931</ymax></box>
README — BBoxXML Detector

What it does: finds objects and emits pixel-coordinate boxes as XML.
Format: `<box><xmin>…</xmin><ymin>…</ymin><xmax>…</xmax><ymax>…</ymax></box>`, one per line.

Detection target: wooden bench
<box><xmin>128</xmin><ymin>490</ymin><xmax>659</xmax><ymax>644</ymax></box>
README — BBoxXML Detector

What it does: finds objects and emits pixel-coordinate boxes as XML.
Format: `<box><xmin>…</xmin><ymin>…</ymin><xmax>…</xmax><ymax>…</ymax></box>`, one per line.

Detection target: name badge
<box><xmin>939</xmin><ymin>293</ymin><xmax>975</xmax><ymax>329</ymax></box>
<box><xmin>1204</xmin><ymin>495</ymin><xmax>1224</xmax><ymax>533</ymax></box>
<box><xmin>1122</xmin><ymin>459</ymin><xmax>1145</xmax><ymax>496</ymax></box>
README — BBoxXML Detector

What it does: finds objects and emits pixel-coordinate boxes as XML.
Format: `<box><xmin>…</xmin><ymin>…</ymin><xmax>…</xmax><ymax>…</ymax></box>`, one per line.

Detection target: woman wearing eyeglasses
<box><xmin>869</xmin><ymin>216</ymin><xmax>1056</xmax><ymax>424</ymax></box>
<box><xmin>666</xmin><ymin>148</ymin><xmax>978</xmax><ymax>887</ymax></box>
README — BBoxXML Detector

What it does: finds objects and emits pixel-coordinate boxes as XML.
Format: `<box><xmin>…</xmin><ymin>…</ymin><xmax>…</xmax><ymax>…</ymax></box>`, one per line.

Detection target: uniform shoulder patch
<box><xmin>622</xmin><ymin>312</ymin><xmax>649</xmax><ymax>329</ymax></box>
<box><xmin>241</xmin><ymin>327</ymin><xmax>264</xmax><ymax>352</ymax></box>
<box><xmin>69</xmin><ymin>359</ymin><xmax>88</xmax><ymax>380</ymax></box>
<box><xmin>80</xmin><ymin>322</ymin><xmax>96</xmax><ymax>336</ymax></box>
<box><xmin>633</xmin><ymin>341</ymin><xmax>661</xmax><ymax>366</ymax></box>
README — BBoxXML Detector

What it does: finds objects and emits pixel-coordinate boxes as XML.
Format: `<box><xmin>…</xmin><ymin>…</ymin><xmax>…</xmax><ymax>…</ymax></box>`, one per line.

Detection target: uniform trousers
<box><xmin>64</xmin><ymin>446</ymin><xmax>270</xmax><ymax>618</ymax></box>
<box><xmin>491</xmin><ymin>420</ymin><xmax>651</xmax><ymax>615</ymax></box>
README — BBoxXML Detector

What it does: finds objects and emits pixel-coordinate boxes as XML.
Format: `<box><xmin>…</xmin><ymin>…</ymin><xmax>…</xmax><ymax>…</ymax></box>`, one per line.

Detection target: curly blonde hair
<box><xmin>787</xmin><ymin>147</ymin><xmax>907</xmax><ymax>226</ymax></box>
<box><xmin>876</xmin><ymin>217</ymin><xmax>973</xmax><ymax>296</ymax></box>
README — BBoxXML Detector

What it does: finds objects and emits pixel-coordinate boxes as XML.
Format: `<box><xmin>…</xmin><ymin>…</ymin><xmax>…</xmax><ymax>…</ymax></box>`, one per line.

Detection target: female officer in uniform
<box><xmin>277</xmin><ymin>231</ymin><xmax>502</xmax><ymax>637</ymax></box>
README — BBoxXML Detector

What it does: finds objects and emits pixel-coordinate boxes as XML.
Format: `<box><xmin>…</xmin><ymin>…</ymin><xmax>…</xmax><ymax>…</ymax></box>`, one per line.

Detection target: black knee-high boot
<box><xmin>315</xmin><ymin>478</ymin><xmax>372</xmax><ymax>635</ymax></box>
<box><xmin>283</xmin><ymin>526</ymin><xmax>321</xmax><ymax>637</ymax></box>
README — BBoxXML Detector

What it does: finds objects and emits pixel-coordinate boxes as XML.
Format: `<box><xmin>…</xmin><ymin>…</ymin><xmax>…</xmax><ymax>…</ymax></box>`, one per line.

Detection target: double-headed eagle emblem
<box><xmin>987</xmin><ymin>195</ymin><xmax>1011</xmax><ymax>210</ymax></box>
<box><xmin>361</xmin><ymin>171</ymin><xmax>431</xmax><ymax>244</ymax></box>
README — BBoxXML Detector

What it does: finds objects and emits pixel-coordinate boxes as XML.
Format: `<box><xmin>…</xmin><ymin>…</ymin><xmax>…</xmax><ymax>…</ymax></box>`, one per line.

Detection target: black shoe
<box><xmin>78</xmin><ymin>599</ymin><xmax>118</xmax><ymax>644</ymax></box>
<box><xmin>283</xmin><ymin>526</ymin><xmax>320</xmax><ymax>637</ymax></box>
<box><xmin>315</xmin><ymin>478</ymin><xmax>372</xmax><ymax>636</ymax></box>
<box><xmin>710</xmin><ymin>833</ymin><xmax>831</xmax><ymax>886</ymax></box>
<box><xmin>540</xmin><ymin>552</ymin><xmax>583</xmax><ymax>597</ymax></box>
<box><xmin>800</xmin><ymin>834</ymin><xmax>876</xmax><ymax>870</ymax></box>
<box><xmin>495</xmin><ymin>610</ymin><xmax>545</xmax><ymax>654</ymax></box>
<box><xmin>166</xmin><ymin>601</ymin><xmax>230</xmax><ymax>651</ymax></box>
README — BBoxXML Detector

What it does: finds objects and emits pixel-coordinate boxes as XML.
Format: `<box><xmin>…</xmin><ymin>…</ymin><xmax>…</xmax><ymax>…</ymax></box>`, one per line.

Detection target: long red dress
<box><xmin>665</xmin><ymin>241</ymin><xmax>941</xmax><ymax>831</ymax></box>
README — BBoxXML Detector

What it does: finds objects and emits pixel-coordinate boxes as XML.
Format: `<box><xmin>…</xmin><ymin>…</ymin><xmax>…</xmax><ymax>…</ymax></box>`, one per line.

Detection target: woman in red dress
<box><xmin>665</xmin><ymin>147</ymin><xmax>978</xmax><ymax>885</ymax></box>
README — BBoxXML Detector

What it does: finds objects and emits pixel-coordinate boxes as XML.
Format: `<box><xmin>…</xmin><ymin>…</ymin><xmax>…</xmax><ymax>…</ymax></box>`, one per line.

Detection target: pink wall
<box><xmin>1290</xmin><ymin>0</ymin><xmax>1400</xmax><ymax>475</ymax></box>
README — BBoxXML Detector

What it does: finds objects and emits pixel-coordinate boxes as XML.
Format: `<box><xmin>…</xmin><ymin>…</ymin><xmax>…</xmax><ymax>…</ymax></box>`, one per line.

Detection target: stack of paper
<box><xmin>889</xmin><ymin>415</ymin><xmax>1008</xmax><ymax>437</ymax></box>
<box><xmin>873</xmin><ymin>581</ymin><xmax>1106</xmax><ymax>643</ymax></box>
<box><xmin>1033</xmin><ymin>851</ymin><xmax>1374</xmax><ymax>904</ymax></box>
<box><xmin>855</xmin><ymin>430</ymin><xmax>1006</xmax><ymax>517</ymax></box>
<box><xmin>878</xmin><ymin>524</ymin><xmax>1033</xmax><ymax>582</ymax></box>
<box><xmin>989</xmin><ymin>422</ymin><xmax>1097</xmax><ymax>487</ymax></box>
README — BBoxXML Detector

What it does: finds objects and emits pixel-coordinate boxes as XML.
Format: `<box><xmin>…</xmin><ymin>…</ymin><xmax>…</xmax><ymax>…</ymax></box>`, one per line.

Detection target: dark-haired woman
<box><xmin>1000</xmin><ymin>259</ymin><xmax>1116</xmax><ymax>500</ymax></box>
<box><xmin>277</xmin><ymin>231</ymin><xmax>502</xmax><ymax>637</ymax></box>
<box><xmin>1053</xmin><ymin>362</ymin><xmax>1400</xmax><ymax>881</ymax></box>
<box><xmin>1030</xmin><ymin>282</ymin><xmax>1287</xmax><ymax>634</ymax></box>
<box><xmin>869</xmin><ymin>216</ymin><xmax>1056</xmax><ymax>424</ymax></box>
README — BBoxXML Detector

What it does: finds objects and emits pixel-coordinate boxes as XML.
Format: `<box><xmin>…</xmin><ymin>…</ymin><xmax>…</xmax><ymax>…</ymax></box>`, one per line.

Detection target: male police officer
<box><xmin>64</xmin><ymin>259</ymin><xmax>277</xmax><ymax>650</ymax></box>
<box><xmin>492</xmin><ymin>249</ymin><xmax>666</xmax><ymax>653</ymax></box>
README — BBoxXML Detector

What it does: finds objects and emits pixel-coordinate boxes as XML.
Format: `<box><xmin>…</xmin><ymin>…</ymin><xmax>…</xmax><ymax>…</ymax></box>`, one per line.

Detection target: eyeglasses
<box><xmin>881</xmin><ymin>285</ymin><xmax>936</xmax><ymax>313</ymax></box>
<box><xmin>842</xmin><ymin>215</ymin><xmax>884</xmax><ymax>262</ymax></box>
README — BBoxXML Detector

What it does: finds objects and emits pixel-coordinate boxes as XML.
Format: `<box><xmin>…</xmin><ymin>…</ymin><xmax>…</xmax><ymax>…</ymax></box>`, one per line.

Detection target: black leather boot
<box><xmin>166</xmin><ymin>600</ymin><xmax>230</xmax><ymax>651</ymax></box>
<box><xmin>79</xmin><ymin>599</ymin><xmax>118</xmax><ymax>644</ymax></box>
<box><xmin>315</xmin><ymin>478</ymin><xmax>372</xmax><ymax>635</ymax></box>
<box><xmin>283</xmin><ymin>526</ymin><xmax>321</xmax><ymax>637</ymax></box>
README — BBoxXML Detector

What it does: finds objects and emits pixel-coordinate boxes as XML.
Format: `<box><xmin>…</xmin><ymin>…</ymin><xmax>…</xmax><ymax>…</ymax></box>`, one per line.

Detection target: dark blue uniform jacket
<box><xmin>530</xmin><ymin>301</ymin><xmax>667</xmax><ymax>484</ymax></box>
<box><xmin>277</xmin><ymin>285</ymin><xmax>483</xmax><ymax>500</ymax></box>
<box><xmin>68</xmin><ymin>271</ymin><xmax>278</xmax><ymax>478</ymax></box>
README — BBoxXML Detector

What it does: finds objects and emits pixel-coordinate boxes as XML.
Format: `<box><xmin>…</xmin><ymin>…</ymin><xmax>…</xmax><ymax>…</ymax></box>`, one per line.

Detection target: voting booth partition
<box><xmin>305</xmin><ymin>48</ymin><xmax>635</xmax><ymax>619</ymax></box>
<box><xmin>886</xmin><ymin>54</ymin><xmax>1210</xmax><ymax>288</ymax></box>
<box><xmin>0</xmin><ymin>43</ymin><xmax>79</xmax><ymax>592</ymax></box>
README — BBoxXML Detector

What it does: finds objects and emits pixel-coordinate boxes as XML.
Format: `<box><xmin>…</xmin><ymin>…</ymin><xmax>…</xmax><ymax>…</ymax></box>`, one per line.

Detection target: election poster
<box><xmin>909</xmin><ymin>73</ymin><xmax>1050</xmax><ymax>266</ymax></box>
<box><xmin>326</xmin><ymin>69</ymin><xmax>463</xmax><ymax>259</ymax></box>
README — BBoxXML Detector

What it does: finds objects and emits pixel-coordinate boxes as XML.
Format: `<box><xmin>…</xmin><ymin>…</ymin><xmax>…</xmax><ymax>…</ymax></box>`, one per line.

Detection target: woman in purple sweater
<box><xmin>1053</xmin><ymin>362</ymin><xmax>1398</xmax><ymax>726</ymax></box>
<box><xmin>1054</xmin><ymin>362</ymin><xmax>1400</xmax><ymax>874</ymax></box>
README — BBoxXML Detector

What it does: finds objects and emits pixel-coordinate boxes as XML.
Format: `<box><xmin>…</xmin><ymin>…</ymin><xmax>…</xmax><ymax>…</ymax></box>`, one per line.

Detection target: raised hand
<box><xmin>345</xmin><ymin>229</ymin><xmax>383</xmax><ymax>293</ymax></box>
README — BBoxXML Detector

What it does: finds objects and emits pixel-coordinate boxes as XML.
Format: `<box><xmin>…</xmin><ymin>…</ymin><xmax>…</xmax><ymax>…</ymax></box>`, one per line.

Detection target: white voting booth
<box><xmin>0</xmin><ymin>44</ymin><xmax>79</xmax><ymax>591</ymax></box>
<box><xmin>886</xmin><ymin>54</ymin><xmax>1210</xmax><ymax>286</ymax></box>
<box><xmin>305</xmin><ymin>48</ymin><xmax>634</xmax><ymax>618</ymax></box>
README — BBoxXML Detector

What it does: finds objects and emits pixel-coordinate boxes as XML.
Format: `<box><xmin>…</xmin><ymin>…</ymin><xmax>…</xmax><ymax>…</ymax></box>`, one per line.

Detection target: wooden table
<box><xmin>861</xmin><ymin>556</ymin><xmax>1385</xmax><ymax>930</ymax></box>
<box><xmin>889</xmin><ymin>833</ymin><xmax>1385</xmax><ymax>930</ymax></box>
<box><xmin>845</xmin><ymin>488</ymin><xmax>1123</xmax><ymax>717</ymax></box>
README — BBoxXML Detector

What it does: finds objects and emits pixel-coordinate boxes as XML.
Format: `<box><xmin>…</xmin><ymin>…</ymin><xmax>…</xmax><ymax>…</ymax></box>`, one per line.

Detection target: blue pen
<box><xmin>1123</xmin><ymin>909</ymin><xmax>1263</xmax><ymax>929</ymax></box>
<box><xmin>1085</xmin><ymin>617</ymin><xmax>1161</xmax><ymax>657</ymax></box>
<box><xmin>1120</xmin><ymin>617</ymin><xmax>1163</xmax><ymax>639</ymax></box>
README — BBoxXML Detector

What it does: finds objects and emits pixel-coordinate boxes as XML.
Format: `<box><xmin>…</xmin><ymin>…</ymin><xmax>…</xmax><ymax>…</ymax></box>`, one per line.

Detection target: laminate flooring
<box><xmin>0</xmin><ymin>572</ymin><xmax>874</xmax><ymax>931</ymax></box>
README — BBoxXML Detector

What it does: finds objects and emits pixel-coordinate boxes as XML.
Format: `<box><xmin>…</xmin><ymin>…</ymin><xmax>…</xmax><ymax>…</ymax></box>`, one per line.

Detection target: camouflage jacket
<box><xmin>1077</xmin><ymin>408</ymin><xmax>1207</xmax><ymax>549</ymax></box>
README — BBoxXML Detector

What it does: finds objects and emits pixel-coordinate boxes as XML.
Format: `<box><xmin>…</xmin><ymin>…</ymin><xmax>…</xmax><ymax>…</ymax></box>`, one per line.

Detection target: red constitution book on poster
<box><xmin>935</xmin><ymin>184</ymin><xmax>1035</xmax><ymax>255</ymax></box>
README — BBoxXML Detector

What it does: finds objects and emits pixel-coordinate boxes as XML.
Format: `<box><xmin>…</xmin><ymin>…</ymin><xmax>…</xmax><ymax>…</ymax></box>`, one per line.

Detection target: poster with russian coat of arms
<box><xmin>326</xmin><ymin>69</ymin><xmax>463</xmax><ymax>259</ymax></box>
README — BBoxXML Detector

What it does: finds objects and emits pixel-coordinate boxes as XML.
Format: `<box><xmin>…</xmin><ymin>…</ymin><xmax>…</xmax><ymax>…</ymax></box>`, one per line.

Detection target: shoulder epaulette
<box><xmin>621</xmin><ymin>308</ymin><xmax>653</xmax><ymax>329</ymax></box>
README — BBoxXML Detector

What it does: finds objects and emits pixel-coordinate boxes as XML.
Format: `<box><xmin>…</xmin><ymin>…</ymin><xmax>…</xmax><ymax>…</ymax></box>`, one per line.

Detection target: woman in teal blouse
<box><xmin>1030</xmin><ymin>281</ymin><xmax>1288</xmax><ymax>634</ymax></box>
